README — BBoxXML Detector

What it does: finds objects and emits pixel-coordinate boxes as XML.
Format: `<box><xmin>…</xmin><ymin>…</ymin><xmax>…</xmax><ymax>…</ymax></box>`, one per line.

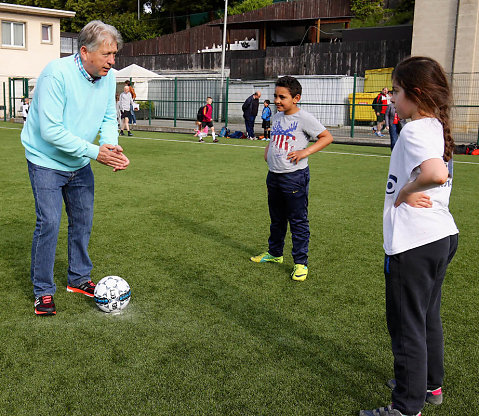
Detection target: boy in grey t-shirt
<box><xmin>250</xmin><ymin>76</ymin><xmax>333</xmax><ymax>281</ymax></box>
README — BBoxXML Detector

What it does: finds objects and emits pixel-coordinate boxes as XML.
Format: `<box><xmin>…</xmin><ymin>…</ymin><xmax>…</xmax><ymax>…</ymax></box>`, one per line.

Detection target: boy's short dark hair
<box><xmin>275</xmin><ymin>76</ymin><xmax>302</xmax><ymax>98</ymax></box>
<box><xmin>264</xmin><ymin>99</ymin><xmax>270</xmax><ymax>105</ymax></box>
<box><xmin>125</xmin><ymin>80</ymin><xmax>131</xmax><ymax>86</ymax></box>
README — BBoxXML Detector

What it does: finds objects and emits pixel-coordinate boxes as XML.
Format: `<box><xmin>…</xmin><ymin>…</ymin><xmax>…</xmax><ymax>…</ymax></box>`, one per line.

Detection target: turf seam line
<box><xmin>3</xmin><ymin>126</ymin><xmax>478</xmax><ymax>165</ymax></box>
<box><xmin>126</xmin><ymin>135</ymin><xmax>479</xmax><ymax>164</ymax></box>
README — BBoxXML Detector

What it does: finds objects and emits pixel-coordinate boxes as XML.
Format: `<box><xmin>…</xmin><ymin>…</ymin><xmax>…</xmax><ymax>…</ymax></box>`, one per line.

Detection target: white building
<box><xmin>0</xmin><ymin>3</ymin><xmax>75</xmax><ymax>119</ymax></box>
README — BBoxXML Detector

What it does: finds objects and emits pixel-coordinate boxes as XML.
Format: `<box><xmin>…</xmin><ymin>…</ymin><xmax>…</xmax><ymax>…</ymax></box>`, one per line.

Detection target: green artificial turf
<box><xmin>0</xmin><ymin>122</ymin><xmax>477</xmax><ymax>415</ymax></box>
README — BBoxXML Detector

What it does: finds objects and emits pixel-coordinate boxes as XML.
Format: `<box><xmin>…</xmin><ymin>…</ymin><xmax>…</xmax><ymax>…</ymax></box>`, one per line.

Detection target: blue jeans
<box><xmin>389</xmin><ymin>123</ymin><xmax>400</xmax><ymax>150</ymax></box>
<box><xmin>244</xmin><ymin>116</ymin><xmax>256</xmax><ymax>138</ymax></box>
<box><xmin>27</xmin><ymin>161</ymin><xmax>95</xmax><ymax>297</ymax></box>
<box><xmin>128</xmin><ymin>104</ymin><xmax>137</xmax><ymax>124</ymax></box>
<box><xmin>266</xmin><ymin>167</ymin><xmax>310</xmax><ymax>265</ymax></box>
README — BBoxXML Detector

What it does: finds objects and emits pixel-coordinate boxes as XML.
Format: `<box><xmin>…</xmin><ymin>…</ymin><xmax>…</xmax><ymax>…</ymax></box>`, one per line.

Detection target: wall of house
<box><xmin>0</xmin><ymin>11</ymin><xmax>61</xmax><ymax>118</ymax></box>
<box><xmin>0</xmin><ymin>12</ymin><xmax>60</xmax><ymax>78</ymax></box>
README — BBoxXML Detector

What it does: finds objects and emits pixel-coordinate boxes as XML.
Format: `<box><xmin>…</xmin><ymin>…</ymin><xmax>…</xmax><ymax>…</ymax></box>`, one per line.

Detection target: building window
<box><xmin>60</xmin><ymin>35</ymin><xmax>78</xmax><ymax>55</ymax></box>
<box><xmin>41</xmin><ymin>24</ymin><xmax>52</xmax><ymax>43</ymax></box>
<box><xmin>1</xmin><ymin>21</ymin><xmax>25</xmax><ymax>47</ymax></box>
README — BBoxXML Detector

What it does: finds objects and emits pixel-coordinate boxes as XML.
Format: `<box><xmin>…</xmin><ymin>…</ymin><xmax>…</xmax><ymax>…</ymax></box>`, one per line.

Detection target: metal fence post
<box><xmin>3</xmin><ymin>82</ymin><xmax>6</xmax><ymax>122</ymax></box>
<box><xmin>225</xmin><ymin>77</ymin><xmax>229</xmax><ymax>127</ymax></box>
<box><xmin>12</xmin><ymin>79</ymin><xmax>16</xmax><ymax>118</ymax></box>
<box><xmin>350</xmin><ymin>73</ymin><xmax>357</xmax><ymax>138</ymax></box>
<box><xmin>174</xmin><ymin>77</ymin><xmax>178</xmax><ymax>127</ymax></box>
<box><xmin>8</xmin><ymin>78</ymin><xmax>12</xmax><ymax>119</ymax></box>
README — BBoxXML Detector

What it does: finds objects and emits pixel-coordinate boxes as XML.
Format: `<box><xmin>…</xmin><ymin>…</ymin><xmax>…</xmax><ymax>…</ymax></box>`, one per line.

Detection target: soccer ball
<box><xmin>94</xmin><ymin>276</ymin><xmax>131</xmax><ymax>313</ymax></box>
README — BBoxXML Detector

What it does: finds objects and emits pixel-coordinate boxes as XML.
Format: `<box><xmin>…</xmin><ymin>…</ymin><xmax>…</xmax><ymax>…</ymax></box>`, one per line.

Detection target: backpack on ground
<box><xmin>229</xmin><ymin>131</ymin><xmax>243</xmax><ymax>139</ymax></box>
<box><xmin>219</xmin><ymin>126</ymin><xmax>230</xmax><ymax>137</ymax></box>
<box><xmin>466</xmin><ymin>143</ymin><xmax>478</xmax><ymax>155</ymax></box>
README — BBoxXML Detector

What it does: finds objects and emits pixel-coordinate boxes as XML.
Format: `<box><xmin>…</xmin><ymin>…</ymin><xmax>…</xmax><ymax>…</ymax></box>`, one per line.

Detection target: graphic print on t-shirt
<box><xmin>386</xmin><ymin>174</ymin><xmax>398</xmax><ymax>195</ymax></box>
<box><xmin>270</xmin><ymin>120</ymin><xmax>298</xmax><ymax>156</ymax></box>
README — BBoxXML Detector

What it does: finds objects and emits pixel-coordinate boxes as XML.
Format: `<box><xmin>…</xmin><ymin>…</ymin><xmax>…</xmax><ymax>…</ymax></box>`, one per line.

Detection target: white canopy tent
<box><xmin>113</xmin><ymin>64</ymin><xmax>168</xmax><ymax>100</ymax></box>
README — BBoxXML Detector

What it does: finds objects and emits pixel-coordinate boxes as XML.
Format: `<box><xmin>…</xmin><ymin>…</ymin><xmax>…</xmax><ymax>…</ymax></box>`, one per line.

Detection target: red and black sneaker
<box><xmin>34</xmin><ymin>295</ymin><xmax>56</xmax><ymax>316</ymax></box>
<box><xmin>66</xmin><ymin>280</ymin><xmax>96</xmax><ymax>297</ymax></box>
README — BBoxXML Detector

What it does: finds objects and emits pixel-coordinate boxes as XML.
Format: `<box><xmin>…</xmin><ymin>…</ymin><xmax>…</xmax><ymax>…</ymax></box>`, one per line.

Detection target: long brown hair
<box><xmin>392</xmin><ymin>56</ymin><xmax>454</xmax><ymax>161</ymax></box>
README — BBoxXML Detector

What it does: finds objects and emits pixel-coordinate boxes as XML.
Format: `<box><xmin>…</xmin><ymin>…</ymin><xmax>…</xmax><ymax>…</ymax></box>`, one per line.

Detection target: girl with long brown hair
<box><xmin>360</xmin><ymin>56</ymin><xmax>459</xmax><ymax>416</ymax></box>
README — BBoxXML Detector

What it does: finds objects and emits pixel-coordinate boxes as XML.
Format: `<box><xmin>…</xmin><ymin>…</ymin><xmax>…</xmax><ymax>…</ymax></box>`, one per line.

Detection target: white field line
<box><xmin>126</xmin><ymin>135</ymin><xmax>479</xmax><ymax>165</ymax></box>
<box><xmin>2</xmin><ymin>126</ymin><xmax>479</xmax><ymax>165</ymax></box>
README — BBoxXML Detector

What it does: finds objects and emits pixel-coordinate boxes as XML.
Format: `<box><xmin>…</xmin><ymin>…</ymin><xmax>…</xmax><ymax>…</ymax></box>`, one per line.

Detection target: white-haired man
<box><xmin>21</xmin><ymin>20</ymin><xmax>130</xmax><ymax>316</ymax></box>
<box><xmin>242</xmin><ymin>90</ymin><xmax>261</xmax><ymax>139</ymax></box>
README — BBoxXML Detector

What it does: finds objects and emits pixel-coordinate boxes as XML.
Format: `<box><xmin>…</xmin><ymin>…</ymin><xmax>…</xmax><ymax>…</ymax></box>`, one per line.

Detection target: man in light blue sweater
<box><xmin>21</xmin><ymin>20</ymin><xmax>130</xmax><ymax>316</ymax></box>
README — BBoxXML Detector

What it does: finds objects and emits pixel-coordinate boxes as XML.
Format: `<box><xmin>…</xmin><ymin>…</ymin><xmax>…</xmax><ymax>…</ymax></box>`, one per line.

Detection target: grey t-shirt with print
<box><xmin>266</xmin><ymin>108</ymin><xmax>326</xmax><ymax>173</ymax></box>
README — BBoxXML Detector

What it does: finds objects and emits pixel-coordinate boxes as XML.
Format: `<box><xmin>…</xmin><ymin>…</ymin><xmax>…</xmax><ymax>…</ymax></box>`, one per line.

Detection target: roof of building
<box><xmin>0</xmin><ymin>3</ymin><xmax>75</xmax><ymax>18</ymax></box>
<box><xmin>210</xmin><ymin>0</ymin><xmax>352</xmax><ymax>28</ymax></box>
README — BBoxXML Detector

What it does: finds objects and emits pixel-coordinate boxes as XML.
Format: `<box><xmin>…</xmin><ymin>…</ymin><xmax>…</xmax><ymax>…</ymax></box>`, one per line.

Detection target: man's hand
<box><xmin>96</xmin><ymin>144</ymin><xmax>130</xmax><ymax>172</ymax></box>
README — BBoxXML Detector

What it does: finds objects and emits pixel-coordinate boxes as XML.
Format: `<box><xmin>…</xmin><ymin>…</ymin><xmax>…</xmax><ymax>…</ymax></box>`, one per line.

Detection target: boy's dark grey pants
<box><xmin>266</xmin><ymin>167</ymin><xmax>310</xmax><ymax>265</ymax></box>
<box><xmin>384</xmin><ymin>234</ymin><xmax>458</xmax><ymax>414</ymax></box>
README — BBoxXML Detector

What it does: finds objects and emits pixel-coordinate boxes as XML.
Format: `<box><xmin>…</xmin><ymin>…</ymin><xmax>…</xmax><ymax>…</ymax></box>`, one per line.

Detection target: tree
<box><xmin>6</xmin><ymin>0</ymin><xmax>282</xmax><ymax>41</ymax></box>
<box><xmin>9</xmin><ymin>0</ymin><xmax>160</xmax><ymax>41</ymax></box>
<box><xmin>350</xmin><ymin>0</ymin><xmax>415</xmax><ymax>28</ymax></box>
<box><xmin>228</xmin><ymin>0</ymin><xmax>273</xmax><ymax>16</ymax></box>
<box><xmin>350</xmin><ymin>0</ymin><xmax>388</xmax><ymax>27</ymax></box>
<box><xmin>63</xmin><ymin>0</ymin><xmax>160</xmax><ymax>41</ymax></box>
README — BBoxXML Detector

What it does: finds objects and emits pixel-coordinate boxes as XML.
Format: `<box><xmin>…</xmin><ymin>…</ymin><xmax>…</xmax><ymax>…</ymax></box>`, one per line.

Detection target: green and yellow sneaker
<box><xmin>250</xmin><ymin>252</ymin><xmax>283</xmax><ymax>263</ymax></box>
<box><xmin>291</xmin><ymin>264</ymin><xmax>308</xmax><ymax>281</ymax></box>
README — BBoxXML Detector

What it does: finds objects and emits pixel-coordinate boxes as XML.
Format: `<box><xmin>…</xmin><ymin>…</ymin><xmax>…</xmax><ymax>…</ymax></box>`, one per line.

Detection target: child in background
<box><xmin>250</xmin><ymin>76</ymin><xmax>333</xmax><ymax>281</ymax></box>
<box><xmin>359</xmin><ymin>57</ymin><xmax>459</xmax><ymax>416</ymax></box>
<box><xmin>194</xmin><ymin>104</ymin><xmax>203</xmax><ymax>137</ymax></box>
<box><xmin>201</xmin><ymin>97</ymin><xmax>217</xmax><ymax>143</ymax></box>
<box><xmin>21</xmin><ymin>97</ymin><xmax>30</xmax><ymax>123</ymax></box>
<box><xmin>261</xmin><ymin>99</ymin><xmax>272</xmax><ymax>140</ymax></box>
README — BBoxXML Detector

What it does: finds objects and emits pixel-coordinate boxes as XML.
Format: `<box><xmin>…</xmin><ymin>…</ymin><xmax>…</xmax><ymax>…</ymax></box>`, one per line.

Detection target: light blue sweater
<box><xmin>21</xmin><ymin>55</ymin><xmax>118</xmax><ymax>171</ymax></box>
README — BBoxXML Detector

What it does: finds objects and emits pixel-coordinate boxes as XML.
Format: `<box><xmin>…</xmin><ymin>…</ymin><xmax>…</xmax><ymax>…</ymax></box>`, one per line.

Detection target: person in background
<box><xmin>372</xmin><ymin>87</ymin><xmax>389</xmax><ymax>137</ymax></box>
<box><xmin>125</xmin><ymin>80</ymin><xmax>137</xmax><ymax>125</ymax></box>
<box><xmin>194</xmin><ymin>103</ymin><xmax>203</xmax><ymax>137</ymax></box>
<box><xmin>115</xmin><ymin>93</ymin><xmax>121</xmax><ymax>128</ymax></box>
<box><xmin>20</xmin><ymin>20</ymin><xmax>129</xmax><ymax>316</ymax></box>
<box><xmin>242</xmin><ymin>91</ymin><xmax>261</xmax><ymax>139</ymax></box>
<box><xmin>385</xmin><ymin>91</ymin><xmax>405</xmax><ymax>150</ymax></box>
<box><xmin>21</xmin><ymin>97</ymin><xmax>30</xmax><ymax>123</ymax></box>
<box><xmin>199</xmin><ymin>97</ymin><xmax>217</xmax><ymax>143</ymax></box>
<box><xmin>119</xmin><ymin>85</ymin><xmax>134</xmax><ymax>136</ymax></box>
<box><xmin>261</xmin><ymin>99</ymin><xmax>272</xmax><ymax>141</ymax></box>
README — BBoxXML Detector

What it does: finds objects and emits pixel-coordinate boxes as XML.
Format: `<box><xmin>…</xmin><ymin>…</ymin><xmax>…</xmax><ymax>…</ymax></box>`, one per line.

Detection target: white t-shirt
<box><xmin>267</xmin><ymin>109</ymin><xmax>326</xmax><ymax>173</ymax></box>
<box><xmin>383</xmin><ymin>118</ymin><xmax>458</xmax><ymax>255</ymax></box>
<box><xmin>22</xmin><ymin>103</ymin><xmax>29</xmax><ymax>117</ymax></box>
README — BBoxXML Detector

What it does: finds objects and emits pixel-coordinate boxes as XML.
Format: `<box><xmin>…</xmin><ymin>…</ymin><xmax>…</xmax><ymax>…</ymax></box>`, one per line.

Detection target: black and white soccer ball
<box><xmin>94</xmin><ymin>276</ymin><xmax>131</xmax><ymax>313</ymax></box>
